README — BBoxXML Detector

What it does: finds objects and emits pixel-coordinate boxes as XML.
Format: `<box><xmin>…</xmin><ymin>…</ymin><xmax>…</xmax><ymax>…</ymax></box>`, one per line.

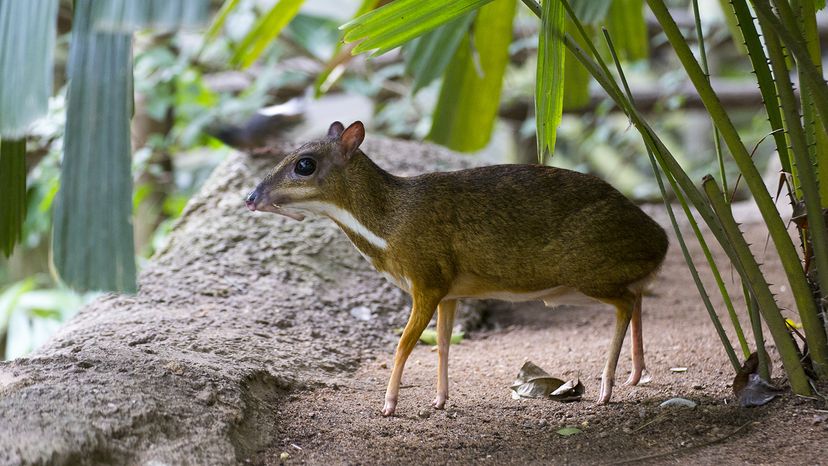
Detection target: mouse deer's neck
<box><xmin>324</xmin><ymin>151</ymin><xmax>401</xmax><ymax>256</ymax></box>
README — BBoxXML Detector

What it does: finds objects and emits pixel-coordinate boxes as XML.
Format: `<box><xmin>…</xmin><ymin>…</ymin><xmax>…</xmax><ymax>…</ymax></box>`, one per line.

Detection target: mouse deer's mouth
<box><xmin>252</xmin><ymin>202</ymin><xmax>306</xmax><ymax>221</ymax></box>
<box><xmin>244</xmin><ymin>191</ymin><xmax>306</xmax><ymax>221</ymax></box>
<box><xmin>268</xmin><ymin>203</ymin><xmax>306</xmax><ymax>221</ymax></box>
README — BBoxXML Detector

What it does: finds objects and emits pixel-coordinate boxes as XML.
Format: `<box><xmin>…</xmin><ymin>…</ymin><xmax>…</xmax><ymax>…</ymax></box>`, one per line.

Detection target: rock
<box><xmin>659</xmin><ymin>398</ymin><xmax>698</xmax><ymax>408</ymax></box>
<box><xmin>349</xmin><ymin>306</ymin><xmax>373</xmax><ymax>321</ymax></box>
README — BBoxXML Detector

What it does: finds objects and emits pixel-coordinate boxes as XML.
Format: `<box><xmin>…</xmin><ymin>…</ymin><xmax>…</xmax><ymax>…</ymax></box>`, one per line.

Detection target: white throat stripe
<box><xmin>294</xmin><ymin>201</ymin><xmax>388</xmax><ymax>250</ymax></box>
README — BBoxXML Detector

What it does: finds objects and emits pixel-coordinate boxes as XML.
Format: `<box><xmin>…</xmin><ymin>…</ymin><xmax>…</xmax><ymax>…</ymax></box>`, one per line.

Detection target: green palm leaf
<box><xmin>91</xmin><ymin>0</ymin><xmax>210</xmax><ymax>32</ymax></box>
<box><xmin>535</xmin><ymin>0</ymin><xmax>566</xmax><ymax>160</ymax></box>
<box><xmin>0</xmin><ymin>139</ymin><xmax>26</xmax><ymax>257</ymax></box>
<box><xmin>342</xmin><ymin>0</ymin><xmax>494</xmax><ymax>56</ymax></box>
<box><xmin>427</xmin><ymin>0</ymin><xmax>516</xmax><ymax>152</ymax></box>
<box><xmin>404</xmin><ymin>12</ymin><xmax>475</xmax><ymax>94</ymax></box>
<box><xmin>52</xmin><ymin>0</ymin><xmax>136</xmax><ymax>292</ymax></box>
<box><xmin>230</xmin><ymin>0</ymin><xmax>305</xmax><ymax>68</ymax></box>
<box><xmin>604</xmin><ymin>0</ymin><xmax>648</xmax><ymax>61</ymax></box>
<box><xmin>0</xmin><ymin>0</ymin><xmax>58</xmax><ymax>138</ymax></box>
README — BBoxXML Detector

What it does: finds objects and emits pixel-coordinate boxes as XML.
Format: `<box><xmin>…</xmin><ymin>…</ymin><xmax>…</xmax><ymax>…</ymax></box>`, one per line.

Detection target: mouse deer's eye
<box><xmin>294</xmin><ymin>157</ymin><xmax>316</xmax><ymax>176</ymax></box>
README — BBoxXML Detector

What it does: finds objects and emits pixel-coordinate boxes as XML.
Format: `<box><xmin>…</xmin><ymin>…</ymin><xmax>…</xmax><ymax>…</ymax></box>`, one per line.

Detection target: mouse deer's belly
<box><xmin>445</xmin><ymin>273</ymin><xmax>597</xmax><ymax>306</ymax></box>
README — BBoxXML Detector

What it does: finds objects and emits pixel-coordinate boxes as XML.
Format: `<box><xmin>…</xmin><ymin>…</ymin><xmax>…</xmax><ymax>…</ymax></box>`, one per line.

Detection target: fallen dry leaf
<box><xmin>510</xmin><ymin>361</ymin><xmax>583</xmax><ymax>401</ymax></box>
<box><xmin>733</xmin><ymin>352</ymin><xmax>784</xmax><ymax>407</ymax></box>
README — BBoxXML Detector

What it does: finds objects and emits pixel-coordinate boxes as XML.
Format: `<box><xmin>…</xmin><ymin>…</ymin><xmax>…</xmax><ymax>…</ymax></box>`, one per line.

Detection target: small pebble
<box><xmin>538</xmin><ymin>419</ymin><xmax>548</xmax><ymax>427</ymax></box>
<box><xmin>418</xmin><ymin>409</ymin><xmax>431</xmax><ymax>419</ymax></box>
<box><xmin>279</xmin><ymin>452</ymin><xmax>290</xmax><ymax>461</ymax></box>
<box><xmin>659</xmin><ymin>397</ymin><xmax>697</xmax><ymax>408</ymax></box>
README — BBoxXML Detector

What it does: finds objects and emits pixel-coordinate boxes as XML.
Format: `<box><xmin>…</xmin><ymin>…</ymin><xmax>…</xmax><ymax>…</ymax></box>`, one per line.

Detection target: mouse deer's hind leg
<box><xmin>597</xmin><ymin>293</ymin><xmax>635</xmax><ymax>404</ymax></box>
<box><xmin>625</xmin><ymin>292</ymin><xmax>646</xmax><ymax>386</ymax></box>
<box><xmin>433</xmin><ymin>299</ymin><xmax>457</xmax><ymax>410</ymax></box>
<box><xmin>382</xmin><ymin>287</ymin><xmax>442</xmax><ymax>417</ymax></box>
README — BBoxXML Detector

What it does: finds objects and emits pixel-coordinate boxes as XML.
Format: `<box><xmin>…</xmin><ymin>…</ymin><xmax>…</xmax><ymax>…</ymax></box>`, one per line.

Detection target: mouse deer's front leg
<box><xmin>383</xmin><ymin>287</ymin><xmax>443</xmax><ymax>417</ymax></box>
<box><xmin>433</xmin><ymin>299</ymin><xmax>456</xmax><ymax>410</ymax></box>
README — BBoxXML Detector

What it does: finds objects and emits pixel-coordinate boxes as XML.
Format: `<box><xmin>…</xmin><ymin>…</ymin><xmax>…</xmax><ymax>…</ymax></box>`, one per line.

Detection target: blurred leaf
<box><xmin>716</xmin><ymin>0</ymin><xmax>747</xmax><ymax>54</ymax></box>
<box><xmin>231</xmin><ymin>0</ymin><xmax>305</xmax><ymax>68</ymax></box>
<box><xmin>202</xmin><ymin>0</ymin><xmax>241</xmax><ymax>46</ymax></box>
<box><xmin>53</xmin><ymin>0</ymin><xmax>137</xmax><ymax>292</ymax></box>
<box><xmin>418</xmin><ymin>328</ymin><xmax>465</xmax><ymax>345</ymax></box>
<box><xmin>562</xmin><ymin>20</ymin><xmax>590</xmax><ymax>110</ymax></box>
<box><xmin>91</xmin><ymin>0</ymin><xmax>210</xmax><ymax>32</ymax></box>
<box><xmin>0</xmin><ymin>279</ymin><xmax>37</xmax><ymax>336</ymax></box>
<box><xmin>286</xmin><ymin>14</ymin><xmax>341</xmax><ymax>60</ymax></box>
<box><xmin>427</xmin><ymin>0</ymin><xmax>516</xmax><ymax>152</ymax></box>
<box><xmin>536</xmin><ymin>0</ymin><xmax>566</xmax><ymax>160</ymax></box>
<box><xmin>29</xmin><ymin>308</ymin><xmax>62</xmax><ymax>320</ymax></box>
<box><xmin>342</xmin><ymin>0</ymin><xmax>494</xmax><ymax>56</ymax></box>
<box><xmin>0</xmin><ymin>139</ymin><xmax>26</xmax><ymax>257</ymax></box>
<box><xmin>404</xmin><ymin>12</ymin><xmax>475</xmax><ymax>94</ymax></box>
<box><xmin>604</xmin><ymin>0</ymin><xmax>648</xmax><ymax>61</ymax></box>
<box><xmin>0</xmin><ymin>0</ymin><xmax>58</xmax><ymax>138</ymax></box>
<box><xmin>556</xmin><ymin>427</ymin><xmax>582</xmax><ymax>436</ymax></box>
<box><xmin>314</xmin><ymin>0</ymin><xmax>383</xmax><ymax>96</ymax></box>
<box><xmin>571</xmin><ymin>0</ymin><xmax>612</xmax><ymax>23</ymax></box>
<box><xmin>2</xmin><ymin>283</ymin><xmax>88</xmax><ymax>359</ymax></box>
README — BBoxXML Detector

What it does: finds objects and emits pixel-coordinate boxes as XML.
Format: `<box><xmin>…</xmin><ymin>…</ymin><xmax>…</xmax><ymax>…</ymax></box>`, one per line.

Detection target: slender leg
<box><xmin>433</xmin><ymin>299</ymin><xmax>457</xmax><ymax>410</ymax></box>
<box><xmin>625</xmin><ymin>293</ymin><xmax>646</xmax><ymax>386</ymax></box>
<box><xmin>383</xmin><ymin>289</ymin><xmax>442</xmax><ymax>416</ymax></box>
<box><xmin>598</xmin><ymin>296</ymin><xmax>634</xmax><ymax>404</ymax></box>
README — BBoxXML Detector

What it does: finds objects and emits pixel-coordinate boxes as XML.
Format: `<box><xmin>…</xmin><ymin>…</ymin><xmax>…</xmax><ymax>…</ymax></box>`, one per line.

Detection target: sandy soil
<box><xmin>254</xmin><ymin>219</ymin><xmax>828</xmax><ymax>465</ymax></box>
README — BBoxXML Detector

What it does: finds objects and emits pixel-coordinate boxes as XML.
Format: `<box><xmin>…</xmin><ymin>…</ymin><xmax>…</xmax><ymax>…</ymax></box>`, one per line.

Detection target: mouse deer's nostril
<box><xmin>245</xmin><ymin>191</ymin><xmax>258</xmax><ymax>211</ymax></box>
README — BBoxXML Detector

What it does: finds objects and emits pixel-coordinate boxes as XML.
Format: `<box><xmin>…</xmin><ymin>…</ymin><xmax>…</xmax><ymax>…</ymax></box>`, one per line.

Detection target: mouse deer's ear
<box><xmin>328</xmin><ymin>121</ymin><xmax>345</xmax><ymax>138</ymax></box>
<box><xmin>339</xmin><ymin>121</ymin><xmax>365</xmax><ymax>160</ymax></box>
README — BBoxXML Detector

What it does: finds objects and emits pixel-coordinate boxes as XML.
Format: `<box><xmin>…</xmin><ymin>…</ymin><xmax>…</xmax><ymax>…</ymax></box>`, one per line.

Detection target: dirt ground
<box><xmin>254</xmin><ymin>216</ymin><xmax>828</xmax><ymax>465</ymax></box>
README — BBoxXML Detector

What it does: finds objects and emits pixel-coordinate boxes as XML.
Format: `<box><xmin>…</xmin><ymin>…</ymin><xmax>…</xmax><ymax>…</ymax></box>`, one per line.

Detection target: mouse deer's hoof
<box><xmin>432</xmin><ymin>395</ymin><xmax>447</xmax><ymax>410</ymax></box>
<box><xmin>382</xmin><ymin>399</ymin><xmax>397</xmax><ymax>417</ymax></box>
<box><xmin>624</xmin><ymin>369</ymin><xmax>651</xmax><ymax>387</ymax></box>
<box><xmin>598</xmin><ymin>380</ymin><xmax>613</xmax><ymax>404</ymax></box>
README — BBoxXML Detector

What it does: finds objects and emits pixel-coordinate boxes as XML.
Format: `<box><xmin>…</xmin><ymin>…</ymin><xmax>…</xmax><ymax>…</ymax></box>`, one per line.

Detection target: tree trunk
<box><xmin>0</xmin><ymin>137</ymin><xmax>477</xmax><ymax>465</ymax></box>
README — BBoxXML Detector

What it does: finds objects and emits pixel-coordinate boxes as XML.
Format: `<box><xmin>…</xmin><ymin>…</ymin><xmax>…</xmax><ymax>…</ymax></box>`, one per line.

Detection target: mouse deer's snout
<box><xmin>244</xmin><ymin>184</ymin><xmax>274</xmax><ymax>212</ymax></box>
<box><xmin>244</xmin><ymin>190</ymin><xmax>257</xmax><ymax>211</ymax></box>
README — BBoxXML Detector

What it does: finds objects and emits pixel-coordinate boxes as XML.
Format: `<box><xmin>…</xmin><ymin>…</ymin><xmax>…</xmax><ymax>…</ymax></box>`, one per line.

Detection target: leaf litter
<box><xmin>509</xmin><ymin>361</ymin><xmax>583</xmax><ymax>402</ymax></box>
<box><xmin>733</xmin><ymin>352</ymin><xmax>784</xmax><ymax>407</ymax></box>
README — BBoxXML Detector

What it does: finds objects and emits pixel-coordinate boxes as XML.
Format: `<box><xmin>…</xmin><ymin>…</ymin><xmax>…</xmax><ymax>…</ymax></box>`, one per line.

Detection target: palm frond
<box><xmin>0</xmin><ymin>0</ymin><xmax>58</xmax><ymax>138</ymax></box>
<box><xmin>0</xmin><ymin>139</ymin><xmax>26</xmax><ymax>257</ymax></box>
<box><xmin>91</xmin><ymin>0</ymin><xmax>210</xmax><ymax>32</ymax></box>
<box><xmin>535</xmin><ymin>0</ymin><xmax>566</xmax><ymax>160</ymax></box>
<box><xmin>342</xmin><ymin>0</ymin><xmax>494</xmax><ymax>56</ymax></box>
<box><xmin>427</xmin><ymin>0</ymin><xmax>516</xmax><ymax>152</ymax></box>
<box><xmin>53</xmin><ymin>0</ymin><xmax>136</xmax><ymax>292</ymax></box>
